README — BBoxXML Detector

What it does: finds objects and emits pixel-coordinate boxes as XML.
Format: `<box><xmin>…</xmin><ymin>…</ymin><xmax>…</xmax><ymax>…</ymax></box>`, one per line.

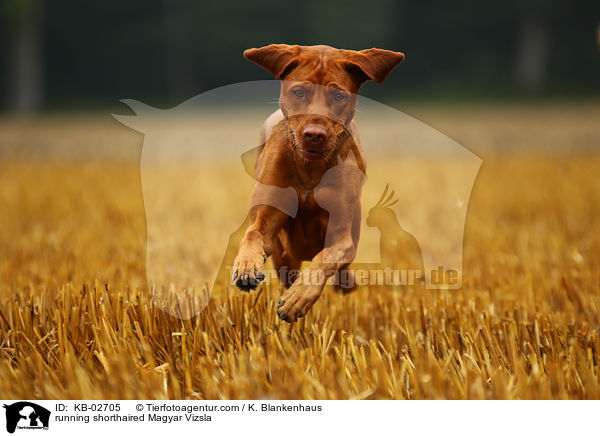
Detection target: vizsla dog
<box><xmin>232</xmin><ymin>44</ymin><xmax>404</xmax><ymax>322</ymax></box>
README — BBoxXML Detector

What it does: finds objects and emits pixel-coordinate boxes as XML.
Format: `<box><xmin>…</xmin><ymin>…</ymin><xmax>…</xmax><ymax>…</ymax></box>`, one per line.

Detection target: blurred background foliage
<box><xmin>1</xmin><ymin>0</ymin><xmax>599</xmax><ymax>114</ymax></box>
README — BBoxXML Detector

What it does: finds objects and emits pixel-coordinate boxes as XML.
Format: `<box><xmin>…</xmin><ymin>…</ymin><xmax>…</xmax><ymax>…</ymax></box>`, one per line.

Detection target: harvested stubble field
<box><xmin>1</xmin><ymin>102</ymin><xmax>599</xmax><ymax>399</ymax></box>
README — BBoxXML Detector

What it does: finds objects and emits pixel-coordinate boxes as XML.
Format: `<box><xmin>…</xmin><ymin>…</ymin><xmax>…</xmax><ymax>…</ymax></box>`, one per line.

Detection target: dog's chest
<box><xmin>297</xmin><ymin>188</ymin><xmax>320</xmax><ymax>212</ymax></box>
<box><xmin>293</xmin><ymin>189</ymin><xmax>328</xmax><ymax>237</ymax></box>
<box><xmin>301</xmin><ymin>189</ymin><xmax>313</xmax><ymax>203</ymax></box>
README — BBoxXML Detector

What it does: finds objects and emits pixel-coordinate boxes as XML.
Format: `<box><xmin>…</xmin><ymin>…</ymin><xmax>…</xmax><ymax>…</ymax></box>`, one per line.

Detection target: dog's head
<box><xmin>244</xmin><ymin>44</ymin><xmax>404</xmax><ymax>161</ymax></box>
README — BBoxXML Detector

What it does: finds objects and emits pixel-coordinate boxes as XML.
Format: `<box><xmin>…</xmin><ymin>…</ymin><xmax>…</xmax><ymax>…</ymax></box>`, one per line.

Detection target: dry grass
<box><xmin>1</xmin><ymin>105</ymin><xmax>600</xmax><ymax>399</ymax></box>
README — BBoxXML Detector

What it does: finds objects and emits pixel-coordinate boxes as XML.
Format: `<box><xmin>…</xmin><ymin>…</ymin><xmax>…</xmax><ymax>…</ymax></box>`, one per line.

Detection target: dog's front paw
<box><xmin>276</xmin><ymin>279</ymin><xmax>323</xmax><ymax>323</ymax></box>
<box><xmin>232</xmin><ymin>250</ymin><xmax>266</xmax><ymax>291</ymax></box>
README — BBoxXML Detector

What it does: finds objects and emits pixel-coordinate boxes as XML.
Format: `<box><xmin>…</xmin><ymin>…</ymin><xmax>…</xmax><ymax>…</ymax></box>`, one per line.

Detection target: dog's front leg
<box><xmin>232</xmin><ymin>204</ymin><xmax>288</xmax><ymax>291</ymax></box>
<box><xmin>276</xmin><ymin>158</ymin><xmax>364</xmax><ymax>322</ymax></box>
<box><xmin>277</xmin><ymin>226</ymin><xmax>357</xmax><ymax>322</ymax></box>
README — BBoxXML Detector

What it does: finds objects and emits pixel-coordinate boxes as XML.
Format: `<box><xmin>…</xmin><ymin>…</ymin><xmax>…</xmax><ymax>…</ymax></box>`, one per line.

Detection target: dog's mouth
<box><xmin>288</xmin><ymin>123</ymin><xmax>337</xmax><ymax>162</ymax></box>
<box><xmin>299</xmin><ymin>146</ymin><xmax>325</xmax><ymax>160</ymax></box>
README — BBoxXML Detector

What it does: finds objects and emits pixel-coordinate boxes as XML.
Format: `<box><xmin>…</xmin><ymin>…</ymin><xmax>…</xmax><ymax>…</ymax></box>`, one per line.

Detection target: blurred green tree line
<box><xmin>1</xmin><ymin>0</ymin><xmax>599</xmax><ymax>113</ymax></box>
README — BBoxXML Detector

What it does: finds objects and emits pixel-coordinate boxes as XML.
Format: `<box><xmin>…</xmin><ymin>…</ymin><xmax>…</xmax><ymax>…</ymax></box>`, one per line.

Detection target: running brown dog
<box><xmin>232</xmin><ymin>44</ymin><xmax>404</xmax><ymax>322</ymax></box>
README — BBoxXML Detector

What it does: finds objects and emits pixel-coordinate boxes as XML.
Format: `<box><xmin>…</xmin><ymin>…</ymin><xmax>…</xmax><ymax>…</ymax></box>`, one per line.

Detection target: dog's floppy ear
<box><xmin>244</xmin><ymin>44</ymin><xmax>301</xmax><ymax>79</ymax></box>
<box><xmin>344</xmin><ymin>48</ymin><xmax>405</xmax><ymax>85</ymax></box>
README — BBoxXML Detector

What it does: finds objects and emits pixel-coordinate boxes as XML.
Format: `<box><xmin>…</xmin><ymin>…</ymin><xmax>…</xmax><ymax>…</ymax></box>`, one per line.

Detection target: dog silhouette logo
<box><xmin>114</xmin><ymin>80</ymin><xmax>481</xmax><ymax>318</ymax></box>
<box><xmin>3</xmin><ymin>402</ymin><xmax>50</xmax><ymax>433</ymax></box>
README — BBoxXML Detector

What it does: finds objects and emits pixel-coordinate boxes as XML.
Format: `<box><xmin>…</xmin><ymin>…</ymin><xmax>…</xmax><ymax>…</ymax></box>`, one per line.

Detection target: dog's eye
<box><xmin>292</xmin><ymin>89</ymin><xmax>304</xmax><ymax>98</ymax></box>
<box><xmin>334</xmin><ymin>92</ymin><xmax>346</xmax><ymax>102</ymax></box>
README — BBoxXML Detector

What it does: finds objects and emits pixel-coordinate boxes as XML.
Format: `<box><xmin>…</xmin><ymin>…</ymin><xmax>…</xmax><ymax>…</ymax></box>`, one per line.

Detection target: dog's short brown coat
<box><xmin>233</xmin><ymin>44</ymin><xmax>404</xmax><ymax>322</ymax></box>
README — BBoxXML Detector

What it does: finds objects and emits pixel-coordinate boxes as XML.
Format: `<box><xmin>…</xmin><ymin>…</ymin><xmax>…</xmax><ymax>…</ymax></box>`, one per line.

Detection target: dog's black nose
<box><xmin>302</xmin><ymin>125</ymin><xmax>327</xmax><ymax>144</ymax></box>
